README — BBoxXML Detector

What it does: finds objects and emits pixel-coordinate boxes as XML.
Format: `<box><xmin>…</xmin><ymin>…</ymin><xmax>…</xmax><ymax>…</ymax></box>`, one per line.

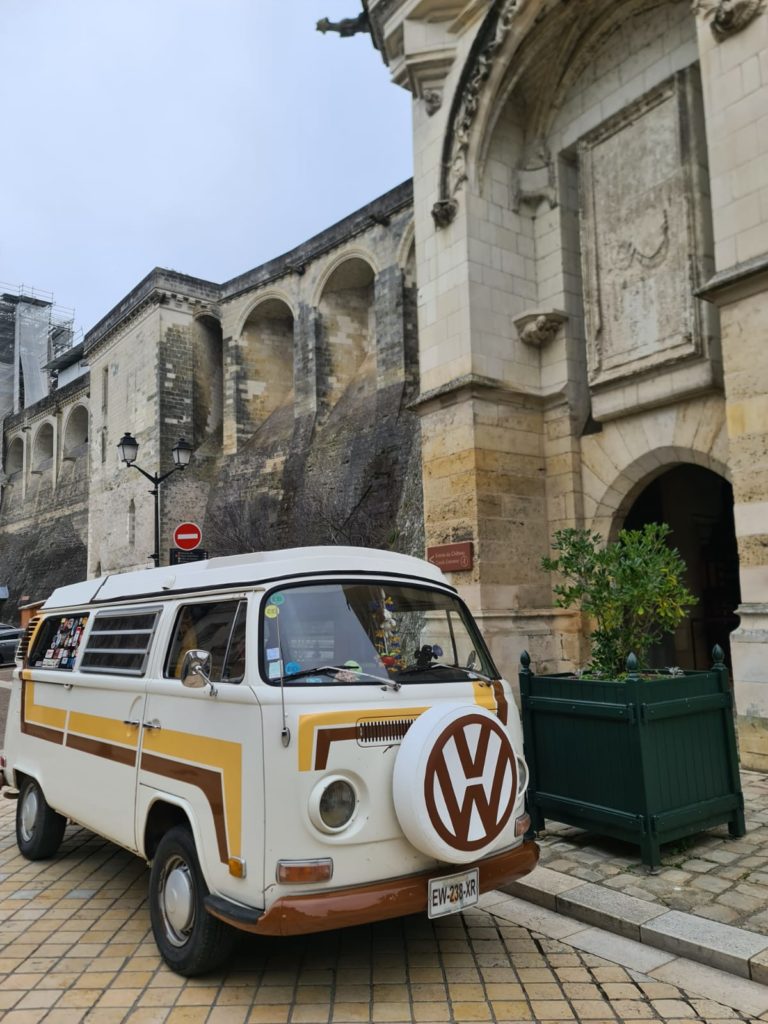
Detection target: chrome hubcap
<box><xmin>20</xmin><ymin>787</ymin><xmax>39</xmax><ymax>843</ymax></box>
<box><xmin>160</xmin><ymin>856</ymin><xmax>195</xmax><ymax>946</ymax></box>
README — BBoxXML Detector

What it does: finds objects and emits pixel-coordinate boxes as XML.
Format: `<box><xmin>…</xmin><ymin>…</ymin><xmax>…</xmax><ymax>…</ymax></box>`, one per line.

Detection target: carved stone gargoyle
<box><xmin>514</xmin><ymin>309</ymin><xmax>568</xmax><ymax>347</ymax></box>
<box><xmin>316</xmin><ymin>13</ymin><xmax>370</xmax><ymax>37</ymax></box>
<box><xmin>692</xmin><ymin>0</ymin><xmax>765</xmax><ymax>40</ymax></box>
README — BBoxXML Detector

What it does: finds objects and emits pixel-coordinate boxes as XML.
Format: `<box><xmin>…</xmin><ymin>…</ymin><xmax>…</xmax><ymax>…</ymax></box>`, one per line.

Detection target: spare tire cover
<box><xmin>393</xmin><ymin>704</ymin><xmax>519</xmax><ymax>864</ymax></box>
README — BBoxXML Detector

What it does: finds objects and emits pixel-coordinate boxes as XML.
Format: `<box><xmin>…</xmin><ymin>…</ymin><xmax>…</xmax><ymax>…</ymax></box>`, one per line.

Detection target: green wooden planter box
<box><xmin>519</xmin><ymin>648</ymin><xmax>746</xmax><ymax>868</ymax></box>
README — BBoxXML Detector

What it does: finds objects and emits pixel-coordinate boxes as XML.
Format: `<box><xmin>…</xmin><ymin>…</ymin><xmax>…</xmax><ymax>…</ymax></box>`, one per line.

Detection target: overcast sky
<box><xmin>1</xmin><ymin>1</ymin><xmax>413</xmax><ymax>335</ymax></box>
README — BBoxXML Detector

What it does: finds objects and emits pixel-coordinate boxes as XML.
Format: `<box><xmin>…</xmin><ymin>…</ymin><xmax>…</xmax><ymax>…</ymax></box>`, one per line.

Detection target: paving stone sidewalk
<box><xmin>1</xmin><ymin>795</ymin><xmax>768</xmax><ymax>1024</ymax></box>
<box><xmin>530</xmin><ymin>770</ymin><xmax>768</xmax><ymax>936</ymax></box>
<box><xmin>501</xmin><ymin>770</ymin><xmax>765</xmax><ymax>978</ymax></box>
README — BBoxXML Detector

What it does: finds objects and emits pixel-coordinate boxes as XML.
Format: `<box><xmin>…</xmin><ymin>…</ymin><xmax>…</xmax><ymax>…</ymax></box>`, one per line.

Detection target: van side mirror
<box><xmin>181</xmin><ymin>649</ymin><xmax>217</xmax><ymax>696</ymax></box>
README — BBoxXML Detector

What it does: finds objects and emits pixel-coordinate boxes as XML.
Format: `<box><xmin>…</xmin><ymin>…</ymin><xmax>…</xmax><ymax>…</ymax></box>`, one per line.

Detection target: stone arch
<box><xmin>63</xmin><ymin>404</ymin><xmax>89</xmax><ymax>457</ymax></box>
<box><xmin>31</xmin><ymin>421</ymin><xmax>54</xmax><ymax>472</ymax></box>
<box><xmin>235</xmin><ymin>288</ymin><xmax>296</xmax><ymax>338</ymax></box>
<box><xmin>239</xmin><ymin>296</ymin><xmax>295</xmax><ymax>433</ymax></box>
<box><xmin>591</xmin><ymin>446</ymin><xmax>732</xmax><ymax>543</ymax></box>
<box><xmin>312</xmin><ymin>247</ymin><xmax>380</xmax><ymax>308</ymax></box>
<box><xmin>316</xmin><ymin>256</ymin><xmax>377</xmax><ymax>411</ymax></box>
<box><xmin>5</xmin><ymin>435</ymin><xmax>24</xmax><ymax>477</ymax></box>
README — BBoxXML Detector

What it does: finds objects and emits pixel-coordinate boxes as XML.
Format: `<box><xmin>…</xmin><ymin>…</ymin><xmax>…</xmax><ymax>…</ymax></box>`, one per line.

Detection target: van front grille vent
<box><xmin>356</xmin><ymin>718</ymin><xmax>416</xmax><ymax>746</ymax></box>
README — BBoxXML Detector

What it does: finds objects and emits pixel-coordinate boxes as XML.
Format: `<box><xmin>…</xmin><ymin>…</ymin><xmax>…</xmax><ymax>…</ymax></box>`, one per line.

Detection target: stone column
<box><xmin>695</xmin><ymin>6</ymin><xmax>768</xmax><ymax>769</ymax></box>
<box><xmin>373</xmin><ymin>265</ymin><xmax>406</xmax><ymax>388</ymax></box>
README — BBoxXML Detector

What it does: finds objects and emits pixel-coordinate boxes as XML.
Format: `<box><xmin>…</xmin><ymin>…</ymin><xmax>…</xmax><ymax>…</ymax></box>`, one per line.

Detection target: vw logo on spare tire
<box><xmin>393</xmin><ymin>705</ymin><xmax>519</xmax><ymax>864</ymax></box>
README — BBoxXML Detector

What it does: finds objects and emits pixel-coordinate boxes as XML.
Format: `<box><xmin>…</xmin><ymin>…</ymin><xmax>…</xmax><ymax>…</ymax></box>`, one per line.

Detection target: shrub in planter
<box><xmin>542</xmin><ymin>522</ymin><xmax>694</xmax><ymax>677</ymax></box>
<box><xmin>519</xmin><ymin>523</ymin><xmax>745</xmax><ymax>868</ymax></box>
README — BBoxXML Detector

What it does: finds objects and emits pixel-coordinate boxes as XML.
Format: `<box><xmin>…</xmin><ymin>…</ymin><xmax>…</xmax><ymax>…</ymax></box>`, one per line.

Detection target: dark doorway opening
<box><xmin>623</xmin><ymin>464</ymin><xmax>740</xmax><ymax>670</ymax></box>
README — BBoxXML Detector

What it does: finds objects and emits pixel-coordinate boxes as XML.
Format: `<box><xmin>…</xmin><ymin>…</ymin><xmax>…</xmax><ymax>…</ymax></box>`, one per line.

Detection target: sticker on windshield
<box><xmin>270</xmin><ymin>592</ymin><xmax>285</xmax><ymax>606</ymax></box>
<box><xmin>266</xmin><ymin>647</ymin><xmax>280</xmax><ymax>660</ymax></box>
<box><xmin>265</xmin><ymin>605</ymin><xmax>279</xmax><ymax>619</ymax></box>
<box><xmin>285</xmin><ymin>661</ymin><xmax>301</xmax><ymax>675</ymax></box>
<box><xmin>268</xmin><ymin>660</ymin><xmax>283</xmax><ymax>679</ymax></box>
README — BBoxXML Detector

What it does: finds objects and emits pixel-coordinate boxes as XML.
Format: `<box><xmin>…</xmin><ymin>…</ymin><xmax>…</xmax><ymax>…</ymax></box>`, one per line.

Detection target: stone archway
<box><xmin>620</xmin><ymin>465</ymin><xmax>740</xmax><ymax>670</ymax></box>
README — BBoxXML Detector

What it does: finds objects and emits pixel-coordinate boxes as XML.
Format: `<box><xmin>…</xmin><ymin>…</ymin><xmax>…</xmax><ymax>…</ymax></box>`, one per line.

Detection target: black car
<box><xmin>0</xmin><ymin>622</ymin><xmax>23</xmax><ymax>666</ymax></box>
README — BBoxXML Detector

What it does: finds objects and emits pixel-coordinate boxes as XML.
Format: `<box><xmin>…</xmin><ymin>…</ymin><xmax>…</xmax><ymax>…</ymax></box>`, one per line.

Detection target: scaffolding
<box><xmin>0</xmin><ymin>283</ymin><xmax>78</xmax><ymax>418</ymax></box>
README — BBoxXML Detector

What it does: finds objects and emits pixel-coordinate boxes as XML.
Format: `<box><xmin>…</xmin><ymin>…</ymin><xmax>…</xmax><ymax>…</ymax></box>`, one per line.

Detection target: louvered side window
<box><xmin>81</xmin><ymin>608</ymin><xmax>160</xmax><ymax>676</ymax></box>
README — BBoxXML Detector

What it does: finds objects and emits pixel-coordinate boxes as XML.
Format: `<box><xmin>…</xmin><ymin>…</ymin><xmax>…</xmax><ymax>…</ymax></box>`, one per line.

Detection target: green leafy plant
<box><xmin>542</xmin><ymin>523</ymin><xmax>695</xmax><ymax>678</ymax></box>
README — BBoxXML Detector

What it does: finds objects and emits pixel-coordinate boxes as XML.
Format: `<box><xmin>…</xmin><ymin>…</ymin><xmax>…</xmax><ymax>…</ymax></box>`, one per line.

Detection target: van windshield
<box><xmin>260</xmin><ymin>582</ymin><xmax>496</xmax><ymax>685</ymax></box>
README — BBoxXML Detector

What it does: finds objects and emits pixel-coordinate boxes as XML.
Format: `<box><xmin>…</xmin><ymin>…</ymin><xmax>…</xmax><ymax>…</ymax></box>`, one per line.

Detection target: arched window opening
<box><xmin>127</xmin><ymin>499</ymin><xmax>136</xmax><ymax>547</ymax></box>
<box><xmin>31</xmin><ymin>423</ymin><xmax>54</xmax><ymax>473</ymax></box>
<box><xmin>5</xmin><ymin>437</ymin><xmax>23</xmax><ymax>477</ymax></box>
<box><xmin>240</xmin><ymin>298</ymin><xmax>294</xmax><ymax>435</ymax></box>
<box><xmin>318</xmin><ymin>258</ymin><xmax>376</xmax><ymax>410</ymax></box>
<box><xmin>63</xmin><ymin>405</ymin><xmax>89</xmax><ymax>458</ymax></box>
<box><xmin>194</xmin><ymin>314</ymin><xmax>224</xmax><ymax>440</ymax></box>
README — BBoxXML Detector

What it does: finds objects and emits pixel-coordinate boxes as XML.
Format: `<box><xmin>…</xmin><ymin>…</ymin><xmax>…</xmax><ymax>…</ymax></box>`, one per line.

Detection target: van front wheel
<box><xmin>149</xmin><ymin>825</ymin><xmax>236</xmax><ymax>976</ymax></box>
<box><xmin>16</xmin><ymin>777</ymin><xmax>66</xmax><ymax>860</ymax></box>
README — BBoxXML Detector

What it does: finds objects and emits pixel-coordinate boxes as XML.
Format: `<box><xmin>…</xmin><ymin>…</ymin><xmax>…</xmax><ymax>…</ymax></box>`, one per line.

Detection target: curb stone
<box><xmin>502</xmin><ymin>864</ymin><xmax>768</xmax><ymax>983</ymax></box>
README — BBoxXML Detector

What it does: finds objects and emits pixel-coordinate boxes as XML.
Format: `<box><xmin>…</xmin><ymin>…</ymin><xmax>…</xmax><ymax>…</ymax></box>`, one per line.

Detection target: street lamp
<box><xmin>117</xmin><ymin>432</ymin><xmax>193</xmax><ymax>568</ymax></box>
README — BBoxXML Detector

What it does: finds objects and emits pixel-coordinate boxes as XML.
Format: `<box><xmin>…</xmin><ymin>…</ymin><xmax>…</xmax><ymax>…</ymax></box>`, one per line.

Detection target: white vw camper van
<box><xmin>1</xmin><ymin>547</ymin><xmax>537</xmax><ymax>974</ymax></box>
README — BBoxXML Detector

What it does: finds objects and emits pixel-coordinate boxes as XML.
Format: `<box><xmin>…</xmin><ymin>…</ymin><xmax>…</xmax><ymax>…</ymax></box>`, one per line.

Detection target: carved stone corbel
<box><xmin>513</xmin><ymin>140</ymin><xmax>558</xmax><ymax>213</ymax></box>
<box><xmin>514</xmin><ymin>309</ymin><xmax>568</xmax><ymax>347</ymax></box>
<box><xmin>692</xmin><ymin>0</ymin><xmax>765</xmax><ymax>40</ymax></box>
<box><xmin>431</xmin><ymin>199</ymin><xmax>459</xmax><ymax>229</ymax></box>
<box><xmin>423</xmin><ymin>89</ymin><xmax>443</xmax><ymax>116</ymax></box>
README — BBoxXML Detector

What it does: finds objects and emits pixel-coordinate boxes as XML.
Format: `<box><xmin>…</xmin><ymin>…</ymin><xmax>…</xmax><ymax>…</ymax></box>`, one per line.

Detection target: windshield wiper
<box><xmin>394</xmin><ymin>663</ymin><xmax>494</xmax><ymax>681</ymax></box>
<box><xmin>282</xmin><ymin>665</ymin><xmax>347</xmax><ymax>680</ymax></box>
<box><xmin>281</xmin><ymin>665</ymin><xmax>401</xmax><ymax>690</ymax></box>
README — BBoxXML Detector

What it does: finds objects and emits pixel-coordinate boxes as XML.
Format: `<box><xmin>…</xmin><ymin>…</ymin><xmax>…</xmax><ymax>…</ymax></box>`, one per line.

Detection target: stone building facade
<box><xmin>362</xmin><ymin>0</ymin><xmax>768</xmax><ymax>768</ymax></box>
<box><xmin>0</xmin><ymin>182</ymin><xmax>421</xmax><ymax>615</ymax></box>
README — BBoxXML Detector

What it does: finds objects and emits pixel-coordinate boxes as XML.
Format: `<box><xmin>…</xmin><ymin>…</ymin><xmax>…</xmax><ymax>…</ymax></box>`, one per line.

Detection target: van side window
<box><xmin>28</xmin><ymin>614</ymin><xmax>89</xmax><ymax>670</ymax></box>
<box><xmin>165</xmin><ymin>600</ymin><xmax>247</xmax><ymax>683</ymax></box>
<box><xmin>81</xmin><ymin>609</ymin><xmax>159</xmax><ymax>676</ymax></box>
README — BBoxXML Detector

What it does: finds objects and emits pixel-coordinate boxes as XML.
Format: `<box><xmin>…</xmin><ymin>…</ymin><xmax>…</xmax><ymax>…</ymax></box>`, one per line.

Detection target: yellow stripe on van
<box><xmin>298</xmin><ymin>708</ymin><xmax>428</xmax><ymax>772</ymax></box>
<box><xmin>68</xmin><ymin>711</ymin><xmax>139</xmax><ymax>748</ymax></box>
<box><xmin>472</xmin><ymin>681</ymin><xmax>497</xmax><ymax>712</ymax></box>
<box><xmin>25</xmin><ymin>681</ymin><xmax>67</xmax><ymax>731</ymax></box>
<box><xmin>142</xmin><ymin>729</ymin><xmax>243</xmax><ymax>859</ymax></box>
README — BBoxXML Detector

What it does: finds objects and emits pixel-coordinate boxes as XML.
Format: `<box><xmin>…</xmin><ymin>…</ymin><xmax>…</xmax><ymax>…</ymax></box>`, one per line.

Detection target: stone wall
<box><xmin>365</xmin><ymin>0</ymin><xmax>768</xmax><ymax>745</ymax></box>
<box><xmin>0</xmin><ymin>377</ymin><xmax>90</xmax><ymax>618</ymax></box>
<box><xmin>0</xmin><ymin>183</ymin><xmax>423</xmax><ymax>618</ymax></box>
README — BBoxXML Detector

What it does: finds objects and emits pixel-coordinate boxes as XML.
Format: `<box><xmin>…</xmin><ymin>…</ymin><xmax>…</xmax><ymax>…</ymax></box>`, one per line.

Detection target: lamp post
<box><xmin>117</xmin><ymin>432</ymin><xmax>193</xmax><ymax>568</ymax></box>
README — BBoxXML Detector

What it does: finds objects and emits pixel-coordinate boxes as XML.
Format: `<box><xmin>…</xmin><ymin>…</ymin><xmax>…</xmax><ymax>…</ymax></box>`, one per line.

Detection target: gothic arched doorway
<box><xmin>622</xmin><ymin>465</ymin><xmax>740</xmax><ymax>670</ymax></box>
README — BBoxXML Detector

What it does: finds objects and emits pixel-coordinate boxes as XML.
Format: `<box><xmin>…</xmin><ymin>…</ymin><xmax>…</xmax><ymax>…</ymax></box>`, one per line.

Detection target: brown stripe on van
<box><xmin>491</xmin><ymin>681</ymin><xmax>508</xmax><ymax>725</ymax></box>
<box><xmin>66</xmin><ymin>733</ymin><xmax>136</xmax><ymax>767</ymax></box>
<box><xmin>141</xmin><ymin>752</ymin><xmax>228</xmax><ymax>864</ymax></box>
<box><xmin>314</xmin><ymin>726</ymin><xmax>358</xmax><ymax>771</ymax></box>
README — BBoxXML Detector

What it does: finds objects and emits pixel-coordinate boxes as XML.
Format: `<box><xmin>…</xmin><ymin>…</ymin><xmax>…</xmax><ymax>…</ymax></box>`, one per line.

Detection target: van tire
<box><xmin>16</xmin><ymin>777</ymin><xmax>67</xmax><ymax>860</ymax></box>
<box><xmin>149</xmin><ymin>825</ymin><xmax>237</xmax><ymax>976</ymax></box>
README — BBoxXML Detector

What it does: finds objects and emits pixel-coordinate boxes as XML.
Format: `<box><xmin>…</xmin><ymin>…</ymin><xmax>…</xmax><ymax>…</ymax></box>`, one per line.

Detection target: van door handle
<box><xmin>122</xmin><ymin>720</ymin><xmax>140</xmax><ymax>728</ymax></box>
<box><xmin>143</xmin><ymin>719</ymin><xmax>162</xmax><ymax>730</ymax></box>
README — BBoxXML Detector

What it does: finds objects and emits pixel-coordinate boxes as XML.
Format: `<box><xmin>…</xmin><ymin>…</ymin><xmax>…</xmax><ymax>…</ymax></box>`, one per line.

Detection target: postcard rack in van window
<box><xmin>80</xmin><ymin>608</ymin><xmax>161</xmax><ymax>676</ymax></box>
<box><xmin>29</xmin><ymin>614</ymin><xmax>90</xmax><ymax>670</ymax></box>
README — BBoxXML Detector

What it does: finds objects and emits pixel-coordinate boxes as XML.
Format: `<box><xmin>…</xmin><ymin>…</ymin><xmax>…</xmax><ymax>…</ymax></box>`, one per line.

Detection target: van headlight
<box><xmin>309</xmin><ymin>776</ymin><xmax>358</xmax><ymax>833</ymax></box>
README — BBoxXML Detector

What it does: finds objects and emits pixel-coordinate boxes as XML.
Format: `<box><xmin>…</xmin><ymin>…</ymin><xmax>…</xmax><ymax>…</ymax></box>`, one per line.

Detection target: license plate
<box><xmin>427</xmin><ymin>867</ymin><xmax>479</xmax><ymax>919</ymax></box>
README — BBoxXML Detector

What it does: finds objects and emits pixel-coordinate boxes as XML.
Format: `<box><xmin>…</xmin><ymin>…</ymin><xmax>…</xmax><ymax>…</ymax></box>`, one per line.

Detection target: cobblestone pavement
<box><xmin>1</xmin><ymin>799</ymin><xmax>767</xmax><ymax>1024</ymax></box>
<box><xmin>535</xmin><ymin>771</ymin><xmax>768</xmax><ymax>935</ymax></box>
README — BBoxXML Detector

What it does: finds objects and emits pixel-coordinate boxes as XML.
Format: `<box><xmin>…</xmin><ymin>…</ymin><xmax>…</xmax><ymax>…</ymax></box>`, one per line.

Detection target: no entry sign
<box><xmin>173</xmin><ymin>522</ymin><xmax>202</xmax><ymax>551</ymax></box>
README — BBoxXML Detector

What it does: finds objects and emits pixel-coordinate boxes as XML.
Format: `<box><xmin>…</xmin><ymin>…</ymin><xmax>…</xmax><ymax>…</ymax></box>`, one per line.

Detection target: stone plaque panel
<box><xmin>579</xmin><ymin>71</ymin><xmax>712</xmax><ymax>390</ymax></box>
